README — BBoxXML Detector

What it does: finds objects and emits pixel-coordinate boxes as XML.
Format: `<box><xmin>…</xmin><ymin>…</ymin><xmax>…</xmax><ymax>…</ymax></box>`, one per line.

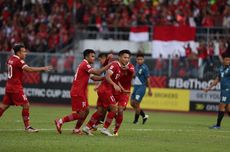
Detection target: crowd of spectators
<box><xmin>0</xmin><ymin>0</ymin><xmax>229</xmax><ymax>80</ymax></box>
<box><xmin>0</xmin><ymin>0</ymin><xmax>75</xmax><ymax>53</ymax></box>
<box><xmin>75</xmin><ymin>0</ymin><xmax>230</xmax><ymax>32</ymax></box>
<box><xmin>0</xmin><ymin>0</ymin><xmax>230</xmax><ymax>54</ymax></box>
<box><xmin>153</xmin><ymin>39</ymin><xmax>230</xmax><ymax>79</ymax></box>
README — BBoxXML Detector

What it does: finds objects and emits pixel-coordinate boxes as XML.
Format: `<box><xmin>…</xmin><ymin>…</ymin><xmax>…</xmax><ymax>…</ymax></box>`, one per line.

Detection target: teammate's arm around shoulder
<box><xmin>89</xmin><ymin>62</ymin><xmax>111</xmax><ymax>75</ymax></box>
<box><xmin>23</xmin><ymin>65</ymin><xmax>53</xmax><ymax>72</ymax></box>
<box><xmin>90</xmin><ymin>74</ymin><xmax>104</xmax><ymax>81</ymax></box>
<box><xmin>203</xmin><ymin>76</ymin><xmax>220</xmax><ymax>93</ymax></box>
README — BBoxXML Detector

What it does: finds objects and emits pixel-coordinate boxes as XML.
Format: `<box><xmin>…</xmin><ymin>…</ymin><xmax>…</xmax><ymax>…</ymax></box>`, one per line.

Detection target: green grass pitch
<box><xmin>0</xmin><ymin>105</ymin><xmax>229</xmax><ymax>152</ymax></box>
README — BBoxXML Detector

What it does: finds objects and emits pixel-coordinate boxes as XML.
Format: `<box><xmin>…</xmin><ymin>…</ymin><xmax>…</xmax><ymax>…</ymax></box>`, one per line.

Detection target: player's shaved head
<box><xmin>83</xmin><ymin>49</ymin><xmax>95</xmax><ymax>59</ymax></box>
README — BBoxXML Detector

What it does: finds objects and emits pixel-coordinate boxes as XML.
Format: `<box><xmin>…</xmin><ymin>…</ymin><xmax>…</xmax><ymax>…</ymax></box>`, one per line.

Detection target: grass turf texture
<box><xmin>0</xmin><ymin>105</ymin><xmax>229</xmax><ymax>152</ymax></box>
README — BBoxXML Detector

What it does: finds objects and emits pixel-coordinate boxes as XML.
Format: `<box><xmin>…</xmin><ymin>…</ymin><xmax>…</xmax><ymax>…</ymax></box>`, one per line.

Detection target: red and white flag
<box><xmin>129</xmin><ymin>26</ymin><xmax>149</xmax><ymax>42</ymax></box>
<box><xmin>152</xmin><ymin>26</ymin><xmax>196</xmax><ymax>58</ymax></box>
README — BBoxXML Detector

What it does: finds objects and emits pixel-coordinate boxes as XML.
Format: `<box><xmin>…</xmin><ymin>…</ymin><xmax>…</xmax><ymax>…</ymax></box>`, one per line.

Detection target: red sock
<box><xmin>62</xmin><ymin>113</ymin><xmax>80</xmax><ymax>123</ymax></box>
<box><xmin>86</xmin><ymin>111</ymin><xmax>101</xmax><ymax>128</ymax></box>
<box><xmin>114</xmin><ymin>112</ymin><xmax>123</xmax><ymax>133</ymax></box>
<box><xmin>0</xmin><ymin>107</ymin><xmax>4</xmax><ymax>117</ymax></box>
<box><xmin>104</xmin><ymin>111</ymin><xmax>116</xmax><ymax>129</ymax></box>
<box><xmin>22</xmin><ymin>108</ymin><xmax>30</xmax><ymax>128</ymax></box>
<box><xmin>75</xmin><ymin>114</ymin><xmax>87</xmax><ymax>130</ymax></box>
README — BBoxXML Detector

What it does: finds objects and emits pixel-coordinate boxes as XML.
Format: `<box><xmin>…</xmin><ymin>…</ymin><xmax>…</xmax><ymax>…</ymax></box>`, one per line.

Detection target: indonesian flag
<box><xmin>129</xmin><ymin>26</ymin><xmax>149</xmax><ymax>42</ymax></box>
<box><xmin>152</xmin><ymin>26</ymin><xmax>196</xmax><ymax>58</ymax></box>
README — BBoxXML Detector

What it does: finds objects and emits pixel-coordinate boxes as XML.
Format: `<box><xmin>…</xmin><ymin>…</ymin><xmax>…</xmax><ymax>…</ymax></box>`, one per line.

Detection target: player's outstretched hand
<box><xmin>148</xmin><ymin>90</ymin><xmax>153</xmax><ymax>96</ymax></box>
<box><xmin>44</xmin><ymin>66</ymin><xmax>53</xmax><ymax>72</ymax></box>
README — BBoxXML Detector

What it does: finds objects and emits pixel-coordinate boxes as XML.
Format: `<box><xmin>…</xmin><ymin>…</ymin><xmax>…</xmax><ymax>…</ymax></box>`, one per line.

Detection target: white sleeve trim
<box><xmin>88</xmin><ymin>68</ymin><xmax>94</xmax><ymax>73</ymax></box>
<box><xmin>22</xmin><ymin>64</ymin><xmax>28</xmax><ymax>69</ymax></box>
<box><xmin>108</xmin><ymin>69</ymin><xmax>114</xmax><ymax>74</ymax></box>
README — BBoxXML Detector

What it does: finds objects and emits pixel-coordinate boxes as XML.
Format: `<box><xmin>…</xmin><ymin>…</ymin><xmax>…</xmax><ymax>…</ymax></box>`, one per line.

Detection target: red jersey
<box><xmin>185</xmin><ymin>47</ymin><xmax>192</xmax><ymax>57</ymax></box>
<box><xmin>99</xmin><ymin>61</ymin><xmax>122</xmax><ymax>93</ymax></box>
<box><xmin>5</xmin><ymin>55</ymin><xmax>27</xmax><ymax>93</ymax></box>
<box><xmin>119</xmin><ymin>63</ymin><xmax>134</xmax><ymax>90</ymax></box>
<box><xmin>70</xmin><ymin>59</ymin><xmax>93</xmax><ymax>99</ymax></box>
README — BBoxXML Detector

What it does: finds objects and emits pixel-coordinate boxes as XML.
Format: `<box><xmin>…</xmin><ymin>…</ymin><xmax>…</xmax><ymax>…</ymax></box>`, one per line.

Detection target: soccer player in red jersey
<box><xmin>83</xmin><ymin>50</ymin><xmax>131</xmax><ymax>136</ymax></box>
<box><xmin>0</xmin><ymin>44</ymin><xmax>52</xmax><ymax>133</ymax></box>
<box><xmin>94</xmin><ymin>53</ymin><xmax>113</xmax><ymax>125</ymax></box>
<box><xmin>113</xmin><ymin>62</ymin><xmax>135</xmax><ymax>136</ymax></box>
<box><xmin>54</xmin><ymin>49</ymin><xmax>110</xmax><ymax>135</ymax></box>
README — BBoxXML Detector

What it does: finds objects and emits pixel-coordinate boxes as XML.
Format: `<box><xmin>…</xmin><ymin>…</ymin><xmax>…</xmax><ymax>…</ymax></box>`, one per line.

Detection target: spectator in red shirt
<box><xmin>154</xmin><ymin>54</ymin><xmax>165</xmax><ymax>76</ymax></box>
<box><xmin>207</xmin><ymin>41</ymin><xmax>215</xmax><ymax>65</ymax></box>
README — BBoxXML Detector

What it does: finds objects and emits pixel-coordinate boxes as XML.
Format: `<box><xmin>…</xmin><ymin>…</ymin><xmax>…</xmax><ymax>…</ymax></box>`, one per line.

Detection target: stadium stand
<box><xmin>0</xmin><ymin>0</ymin><xmax>230</xmax><ymax>79</ymax></box>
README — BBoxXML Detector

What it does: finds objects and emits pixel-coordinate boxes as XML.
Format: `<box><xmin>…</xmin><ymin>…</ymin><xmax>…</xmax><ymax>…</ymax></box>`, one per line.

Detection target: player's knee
<box><xmin>130</xmin><ymin>101</ymin><xmax>135</xmax><ymax>107</ymax></box>
<box><xmin>97</xmin><ymin>106</ymin><xmax>104</xmax><ymax>113</ymax></box>
<box><xmin>72</xmin><ymin>113</ymin><xmax>80</xmax><ymax>119</ymax></box>
<box><xmin>118</xmin><ymin>109</ymin><xmax>124</xmax><ymax>114</ymax></box>
<box><xmin>22</xmin><ymin>103</ymin><xmax>30</xmax><ymax>109</ymax></box>
<box><xmin>85</xmin><ymin>107</ymin><xmax>89</xmax><ymax>114</ymax></box>
<box><xmin>109</xmin><ymin>105</ymin><xmax>117</xmax><ymax>112</ymax></box>
<box><xmin>0</xmin><ymin>103</ymin><xmax>9</xmax><ymax>110</ymax></box>
<box><xmin>118</xmin><ymin>106</ymin><xmax>125</xmax><ymax>113</ymax></box>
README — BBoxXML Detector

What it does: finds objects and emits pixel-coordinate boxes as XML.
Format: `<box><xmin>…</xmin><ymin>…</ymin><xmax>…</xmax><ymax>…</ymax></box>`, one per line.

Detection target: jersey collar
<box><xmin>13</xmin><ymin>55</ymin><xmax>20</xmax><ymax>59</ymax></box>
<box><xmin>83</xmin><ymin>59</ymin><xmax>89</xmax><ymax>64</ymax></box>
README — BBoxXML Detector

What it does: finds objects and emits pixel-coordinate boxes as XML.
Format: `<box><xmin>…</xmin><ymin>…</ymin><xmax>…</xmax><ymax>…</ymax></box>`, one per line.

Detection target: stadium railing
<box><xmin>0</xmin><ymin>52</ymin><xmax>221</xmax><ymax>81</ymax></box>
<box><xmin>75</xmin><ymin>24</ymin><xmax>230</xmax><ymax>41</ymax></box>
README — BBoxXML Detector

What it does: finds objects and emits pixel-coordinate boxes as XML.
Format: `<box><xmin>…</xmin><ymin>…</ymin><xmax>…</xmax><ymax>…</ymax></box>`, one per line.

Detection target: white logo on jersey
<box><xmin>138</xmin><ymin>69</ymin><xmax>142</xmax><ymax>74</ymax></box>
<box><xmin>82</xmin><ymin>101</ymin><xmax>86</xmax><ymax>107</ymax></box>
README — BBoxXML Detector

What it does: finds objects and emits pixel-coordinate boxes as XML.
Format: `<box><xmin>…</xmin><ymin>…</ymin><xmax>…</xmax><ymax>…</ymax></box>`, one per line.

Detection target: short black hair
<box><xmin>222</xmin><ymin>51</ymin><xmax>230</xmax><ymax>58</ymax></box>
<box><xmin>136</xmin><ymin>52</ymin><xmax>144</xmax><ymax>58</ymax></box>
<box><xmin>83</xmin><ymin>49</ymin><xmax>95</xmax><ymax>59</ymax></box>
<box><xmin>118</xmin><ymin>49</ymin><xmax>131</xmax><ymax>57</ymax></box>
<box><xmin>13</xmin><ymin>43</ymin><xmax>25</xmax><ymax>54</ymax></box>
<box><xmin>98</xmin><ymin>53</ymin><xmax>108</xmax><ymax>58</ymax></box>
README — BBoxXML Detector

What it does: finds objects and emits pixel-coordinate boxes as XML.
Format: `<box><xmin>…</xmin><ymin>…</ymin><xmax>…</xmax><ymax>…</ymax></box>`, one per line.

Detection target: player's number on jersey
<box><xmin>7</xmin><ymin>65</ymin><xmax>13</xmax><ymax>79</ymax></box>
<box><xmin>110</xmin><ymin>95</ymin><xmax>116</xmax><ymax>103</ymax></box>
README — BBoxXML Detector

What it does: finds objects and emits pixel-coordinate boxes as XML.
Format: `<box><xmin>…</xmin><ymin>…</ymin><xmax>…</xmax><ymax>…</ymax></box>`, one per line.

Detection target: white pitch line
<box><xmin>129</xmin><ymin>128</ymin><xmax>230</xmax><ymax>133</ymax></box>
<box><xmin>0</xmin><ymin>128</ymin><xmax>230</xmax><ymax>133</ymax></box>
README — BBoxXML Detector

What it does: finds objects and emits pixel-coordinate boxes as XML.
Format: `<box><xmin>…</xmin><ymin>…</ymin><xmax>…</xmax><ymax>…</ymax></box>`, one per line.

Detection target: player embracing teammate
<box><xmin>54</xmin><ymin>49</ymin><xmax>111</xmax><ymax>135</ymax></box>
<box><xmin>83</xmin><ymin>49</ymin><xmax>134</xmax><ymax>136</ymax></box>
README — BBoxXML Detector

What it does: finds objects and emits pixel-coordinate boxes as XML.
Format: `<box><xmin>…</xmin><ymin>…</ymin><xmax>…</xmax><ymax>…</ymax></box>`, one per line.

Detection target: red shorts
<box><xmin>115</xmin><ymin>93</ymin><xmax>130</xmax><ymax>107</ymax></box>
<box><xmin>71</xmin><ymin>96</ymin><xmax>88</xmax><ymax>112</ymax></box>
<box><xmin>2</xmin><ymin>91</ymin><xmax>29</xmax><ymax>106</ymax></box>
<box><xmin>97</xmin><ymin>89</ymin><xmax>116</xmax><ymax>108</ymax></box>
